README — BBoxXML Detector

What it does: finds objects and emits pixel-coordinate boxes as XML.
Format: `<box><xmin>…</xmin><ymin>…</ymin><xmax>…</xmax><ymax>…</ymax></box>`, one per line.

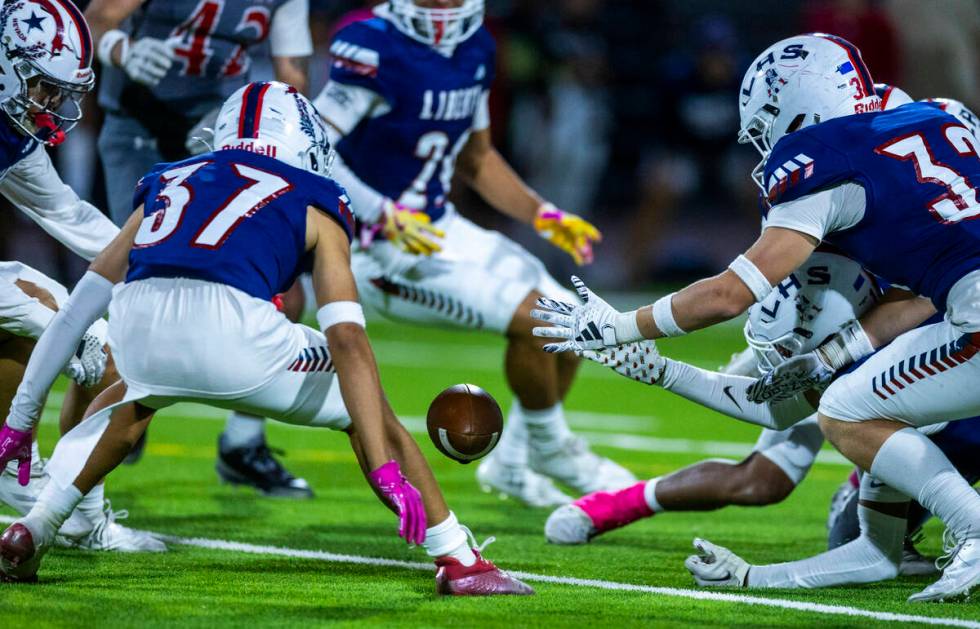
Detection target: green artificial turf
<box><xmin>3</xmin><ymin>319</ymin><xmax>978</xmax><ymax>627</ymax></box>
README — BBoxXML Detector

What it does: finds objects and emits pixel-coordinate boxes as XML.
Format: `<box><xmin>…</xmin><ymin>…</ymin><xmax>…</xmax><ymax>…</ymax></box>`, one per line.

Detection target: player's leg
<box><xmin>817</xmin><ymin>321</ymin><xmax>980</xmax><ymax>601</ymax></box>
<box><xmin>216</xmin><ymin>280</ymin><xmax>313</xmax><ymax>499</ymax></box>
<box><xmin>545</xmin><ymin>420</ymin><xmax>822</xmax><ymax>544</ymax></box>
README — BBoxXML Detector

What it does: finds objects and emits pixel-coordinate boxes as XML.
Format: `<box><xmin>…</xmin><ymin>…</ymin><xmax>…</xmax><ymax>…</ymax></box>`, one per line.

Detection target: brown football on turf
<box><xmin>426</xmin><ymin>384</ymin><xmax>503</xmax><ymax>464</ymax></box>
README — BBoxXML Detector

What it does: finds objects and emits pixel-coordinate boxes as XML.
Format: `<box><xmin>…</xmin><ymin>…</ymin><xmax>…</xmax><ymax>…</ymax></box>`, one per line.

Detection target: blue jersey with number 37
<box><xmin>328</xmin><ymin>17</ymin><xmax>496</xmax><ymax>221</ymax></box>
<box><xmin>764</xmin><ymin>103</ymin><xmax>980</xmax><ymax>310</ymax></box>
<box><xmin>126</xmin><ymin>149</ymin><xmax>354</xmax><ymax>301</ymax></box>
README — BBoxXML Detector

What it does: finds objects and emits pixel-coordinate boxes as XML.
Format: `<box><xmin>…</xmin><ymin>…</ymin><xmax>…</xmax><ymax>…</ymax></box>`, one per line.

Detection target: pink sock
<box><xmin>573</xmin><ymin>482</ymin><xmax>653</xmax><ymax>533</ymax></box>
<box><xmin>848</xmin><ymin>469</ymin><xmax>860</xmax><ymax>489</ymax></box>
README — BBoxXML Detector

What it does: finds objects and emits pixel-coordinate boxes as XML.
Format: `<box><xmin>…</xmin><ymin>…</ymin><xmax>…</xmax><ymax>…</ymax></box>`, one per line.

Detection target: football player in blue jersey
<box><xmin>533</xmin><ymin>34</ymin><xmax>980</xmax><ymax>602</ymax></box>
<box><xmin>312</xmin><ymin>0</ymin><xmax>633</xmax><ymax>507</ymax></box>
<box><xmin>85</xmin><ymin>0</ymin><xmax>316</xmax><ymax>496</ymax></box>
<box><xmin>0</xmin><ymin>81</ymin><xmax>534</xmax><ymax>595</ymax></box>
<box><xmin>0</xmin><ymin>0</ymin><xmax>164</xmax><ymax>552</ymax></box>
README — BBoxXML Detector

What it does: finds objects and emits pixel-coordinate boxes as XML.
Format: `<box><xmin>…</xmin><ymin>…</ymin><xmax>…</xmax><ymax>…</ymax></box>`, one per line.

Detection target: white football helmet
<box><xmin>738</xmin><ymin>34</ymin><xmax>881</xmax><ymax>189</ymax></box>
<box><xmin>925</xmin><ymin>97</ymin><xmax>980</xmax><ymax>142</ymax></box>
<box><xmin>0</xmin><ymin>0</ymin><xmax>94</xmax><ymax>145</ymax></box>
<box><xmin>874</xmin><ymin>83</ymin><xmax>913</xmax><ymax>110</ymax></box>
<box><xmin>213</xmin><ymin>81</ymin><xmax>334</xmax><ymax>177</ymax></box>
<box><xmin>387</xmin><ymin>0</ymin><xmax>483</xmax><ymax>47</ymax></box>
<box><xmin>744</xmin><ymin>251</ymin><xmax>879</xmax><ymax>373</ymax></box>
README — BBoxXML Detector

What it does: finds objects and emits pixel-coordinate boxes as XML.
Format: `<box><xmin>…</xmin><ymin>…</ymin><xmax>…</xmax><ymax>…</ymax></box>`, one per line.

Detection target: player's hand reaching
<box><xmin>0</xmin><ymin>423</ymin><xmax>33</xmax><ymax>487</ymax></box>
<box><xmin>64</xmin><ymin>319</ymin><xmax>109</xmax><ymax>388</ymax></box>
<box><xmin>684</xmin><ymin>538</ymin><xmax>751</xmax><ymax>588</ymax></box>
<box><xmin>533</xmin><ymin>203</ymin><xmax>601</xmax><ymax>266</ymax></box>
<box><xmin>122</xmin><ymin>37</ymin><xmax>175</xmax><ymax>87</ymax></box>
<box><xmin>532</xmin><ymin>276</ymin><xmax>643</xmax><ymax>353</ymax></box>
<box><xmin>746</xmin><ymin>351</ymin><xmax>835</xmax><ymax>403</ymax></box>
<box><xmin>365</xmin><ymin>199</ymin><xmax>444</xmax><ymax>256</ymax></box>
<box><xmin>368</xmin><ymin>459</ymin><xmax>427</xmax><ymax>545</ymax></box>
<box><xmin>580</xmin><ymin>340</ymin><xmax>665</xmax><ymax>385</ymax></box>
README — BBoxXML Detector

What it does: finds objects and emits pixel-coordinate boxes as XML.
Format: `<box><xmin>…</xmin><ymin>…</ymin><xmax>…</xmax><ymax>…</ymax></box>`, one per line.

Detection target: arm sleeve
<box><xmin>0</xmin><ymin>277</ymin><xmax>55</xmax><ymax>339</ymax></box>
<box><xmin>6</xmin><ymin>272</ymin><xmax>114</xmax><ymax>431</ymax></box>
<box><xmin>269</xmin><ymin>0</ymin><xmax>313</xmax><ymax>58</ymax></box>
<box><xmin>0</xmin><ymin>146</ymin><xmax>118</xmax><ymax>261</ymax></box>
<box><xmin>659</xmin><ymin>358</ymin><xmax>815</xmax><ymax>430</ymax></box>
<box><xmin>763</xmin><ymin>183</ymin><xmax>866</xmax><ymax>241</ymax></box>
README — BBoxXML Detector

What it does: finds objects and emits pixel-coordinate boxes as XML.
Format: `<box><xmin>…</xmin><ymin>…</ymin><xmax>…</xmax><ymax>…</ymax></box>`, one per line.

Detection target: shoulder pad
<box><xmin>131</xmin><ymin>162</ymin><xmax>170</xmax><ymax>211</ymax></box>
<box><xmin>329</xmin><ymin>20</ymin><xmax>390</xmax><ymax>95</ymax></box>
<box><xmin>764</xmin><ymin>128</ymin><xmax>854</xmax><ymax>206</ymax></box>
<box><xmin>308</xmin><ymin>177</ymin><xmax>355</xmax><ymax>242</ymax></box>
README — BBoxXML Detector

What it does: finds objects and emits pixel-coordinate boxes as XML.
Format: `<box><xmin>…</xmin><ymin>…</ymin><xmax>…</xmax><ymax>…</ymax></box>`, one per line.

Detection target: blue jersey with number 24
<box><xmin>764</xmin><ymin>103</ymin><xmax>980</xmax><ymax>310</ymax></box>
<box><xmin>126</xmin><ymin>149</ymin><xmax>354</xmax><ymax>301</ymax></box>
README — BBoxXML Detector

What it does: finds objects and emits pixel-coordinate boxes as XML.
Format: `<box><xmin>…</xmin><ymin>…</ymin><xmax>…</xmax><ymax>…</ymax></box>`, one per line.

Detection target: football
<box><xmin>426</xmin><ymin>384</ymin><xmax>503</xmax><ymax>464</ymax></box>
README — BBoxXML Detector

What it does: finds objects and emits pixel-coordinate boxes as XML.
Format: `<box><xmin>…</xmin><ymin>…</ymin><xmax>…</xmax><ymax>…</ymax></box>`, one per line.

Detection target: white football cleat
<box><xmin>908</xmin><ymin>533</ymin><xmax>980</xmax><ymax>602</ymax></box>
<box><xmin>476</xmin><ymin>456</ymin><xmax>572</xmax><ymax>508</ymax></box>
<box><xmin>544</xmin><ymin>504</ymin><xmax>594</xmax><ymax>544</ymax></box>
<box><xmin>69</xmin><ymin>502</ymin><xmax>166</xmax><ymax>553</ymax></box>
<box><xmin>1</xmin><ymin>465</ymin><xmax>93</xmax><ymax>540</ymax></box>
<box><xmin>530</xmin><ymin>436</ymin><xmax>635</xmax><ymax>494</ymax></box>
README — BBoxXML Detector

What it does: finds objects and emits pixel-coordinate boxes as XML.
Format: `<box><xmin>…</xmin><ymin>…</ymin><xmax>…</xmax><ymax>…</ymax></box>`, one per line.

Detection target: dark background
<box><xmin>5</xmin><ymin>0</ymin><xmax>978</xmax><ymax>290</ymax></box>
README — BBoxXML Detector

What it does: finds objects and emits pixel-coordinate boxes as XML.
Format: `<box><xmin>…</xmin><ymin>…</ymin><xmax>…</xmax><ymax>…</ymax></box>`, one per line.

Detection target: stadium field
<box><xmin>4</xmin><ymin>317</ymin><xmax>978</xmax><ymax>628</ymax></box>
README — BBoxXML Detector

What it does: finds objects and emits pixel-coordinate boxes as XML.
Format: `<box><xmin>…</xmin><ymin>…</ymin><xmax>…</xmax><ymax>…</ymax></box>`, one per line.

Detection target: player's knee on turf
<box><xmin>728</xmin><ymin>454</ymin><xmax>796</xmax><ymax>506</ymax></box>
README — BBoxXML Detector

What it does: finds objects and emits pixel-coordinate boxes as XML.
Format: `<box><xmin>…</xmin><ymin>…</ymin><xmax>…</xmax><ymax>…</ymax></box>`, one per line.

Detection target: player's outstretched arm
<box><xmin>0</xmin><ymin>209</ymin><xmax>141</xmax><ymax>479</ymax></box>
<box><xmin>532</xmin><ymin>227</ymin><xmax>817</xmax><ymax>352</ymax></box>
<box><xmin>457</xmin><ymin>129</ymin><xmax>601</xmax><ymax>265</ymax></box>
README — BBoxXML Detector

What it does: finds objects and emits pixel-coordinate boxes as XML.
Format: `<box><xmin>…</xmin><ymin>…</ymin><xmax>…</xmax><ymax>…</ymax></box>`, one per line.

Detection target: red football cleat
<box><xmin>435</xmin><ymin>551</ymin><xmax>534</xmax><ymax>596</ymax></box>
<box><xmin>0</xmin><ymin>523</ymin><xmax>41</xmax><ymax>583</ymax></box>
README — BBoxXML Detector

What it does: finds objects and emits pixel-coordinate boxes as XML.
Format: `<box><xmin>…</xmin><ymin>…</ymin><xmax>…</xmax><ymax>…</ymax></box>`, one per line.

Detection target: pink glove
<box><xmin>0</xmin><ymin>424</ymin><xmax>33</xmax><ymax>486</ymax></box>
<box><xmin>368</xmin><ymin>459</ymin><xmax>426</xmax><ymax>545</ymax></box>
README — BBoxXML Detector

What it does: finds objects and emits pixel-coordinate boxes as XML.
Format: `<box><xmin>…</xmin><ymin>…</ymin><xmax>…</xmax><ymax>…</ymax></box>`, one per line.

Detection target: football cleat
<box><xmin>545</xmin><ymin>482</ymin><xmax>652</xmax><ymax>544</ymax></box>
<box><xmin>68</xmin><ymin>502</ymin><xmax>166</xmax><ymax>553</ymax></box>
<box><xmin>435</xmin><ymin>550</ymin><xmax>535</xmax><ymax>596</ymax></box>
<box><xmin>1</xmin><ymin>464</ymin><xmax>93</xmax><ymax>540</ymax></box>
<box><xmin>530</xmin><ymin>436</ymin><xmax>636</xmax><ymax>494</ymax></box>
<box><xmin>685</xmin><ymin>538</ymin><xmax>751</xmax><ymax>588</ymax></box>
<box><xmin>0</xmin><ymin>522</ymin><xmax>49</xmax><ymax>583</ymax></box>
<box><xmin>476</xmin><ymin>456</ymin><xmax>571</xmax><ymax>507</ymax></box>
<box><xmin>900</xmin><ymin>542</ymin><xmax>939</xmax><ymax>577</ymax></box>
<box><xmin>216</xmin><ymin>435</ymin><xmax>313</xmax><ymax>499</ymax></box>
<box><xmin>908</xmin><ymin>533</ymin><xmax>980</xmax><ymax>602</ymax></box>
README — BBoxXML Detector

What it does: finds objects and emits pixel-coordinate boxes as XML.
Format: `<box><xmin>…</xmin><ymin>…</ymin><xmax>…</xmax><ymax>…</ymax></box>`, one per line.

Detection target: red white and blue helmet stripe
<box><xmin>55</xmin><ymin>0</ymin><xmax>92</xmax><ymax>69</ymax></box>
<box><xmin>813</xmin><ymin>33</ymin><xmax>874</xmax><ymax>96</ymax></box>
<box><xmin>238</xmin><ymin>81</ymin><xmax>273</xmax><ymax>139</ymax></box>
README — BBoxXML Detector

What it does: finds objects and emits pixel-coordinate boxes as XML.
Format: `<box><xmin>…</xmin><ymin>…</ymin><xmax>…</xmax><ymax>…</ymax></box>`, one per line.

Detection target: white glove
<box><xmin>580</xmin><ymin>340</ymin><xmax>665</xmax><ymax>385</ymax></box>
<box><xmin>531</xmin><ymin>276</ymin><xmax>643</xmax><ymax>353</ymax></box>
<box><xmin>745</xmin><ymin>351</ymin><xmax>834</xmax><ymax>403</ymax></box>
<box><xmin>684</xmin><ymin>538</ymin><xmax>751</xmax><ymax>588</ymax></box>
<box><xmin>63</xmin><ymin>319</ymin><xmax>108</xmax><ymax>388</ymax></box>
<box><xmin>123</xmin><ymin>37</ymin><xmax>175</xmax><ymax>87</ymax></box>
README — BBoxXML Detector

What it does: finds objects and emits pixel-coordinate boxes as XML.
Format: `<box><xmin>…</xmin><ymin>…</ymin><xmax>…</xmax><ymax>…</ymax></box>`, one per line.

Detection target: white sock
<box><xmin>870</xmin><ymin>427</ymin><xmax>980</xmax><ymax>539</ymax></box>
<box><xmin>222</xmin><ymin>412</ymin><xmax>265</xmax><ymax>448</ymax></box>
<box><xmin>423</xmin><ymin>512</ymin><xmax>476</xmax><ymax>567</ymax></box>
<box><xmin>23</xmin><ymin>481</ymin><xmax>83</xmax><ymax>541</ymax></box>
<box><xmin>522</xmin><ymin>402</ymin><xmax>573</xmax><ymax>455</ymax></box>
<box><xmin>748</xmin><ymin>473</ymin><xmax>905</xmax><ymax>588</ymax></box>
<box><xmin>644</xmin><ymin>477</ymin><xmax>665</xmax><ymax>513</ymax></box>
<box><xmin>77</xmin><ymin>482</ymin><xmax>106</xmax><ymax>526</ymax></box>
<box><xmin>493</xmin><ymin>404</ymin><xmax>529</xmax><ymax>466</ymax></box>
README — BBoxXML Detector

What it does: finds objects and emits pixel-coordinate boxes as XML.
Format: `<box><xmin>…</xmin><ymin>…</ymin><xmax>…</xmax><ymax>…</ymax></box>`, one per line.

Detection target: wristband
<box><xmin>652</xmin><ymin>293</ymin><xmax>686</xmax><ymax>337</ymax></box>
<box><xmin>816</xmin><ymin>320</ymin><xmax>874</xmax><ymax>371</ymax></box>
<box><xmin>98</xmin><ymin>29</ymin><xmax>129</xmax><ymax>67</ymax></box>
<box><xmin>728</xmin><ymin>255</ymin><xmax>773</xmax><ymax>303</ymax></box>
<box><xmin>613</xmin><ymin>310</ymin><xmax>643</xmax><ymax>344</ymax></box>
<box><xmin>317</xmin><ymin>301</ymin><xmax>366</xmax><ymax>332</ymax></box>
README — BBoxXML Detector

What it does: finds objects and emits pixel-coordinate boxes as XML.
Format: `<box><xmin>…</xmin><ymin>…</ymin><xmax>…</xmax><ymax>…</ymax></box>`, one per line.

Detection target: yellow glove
<box><xmin>533</xmin><ymin>203</ymin><xmax>601</xmax><ymax>266</ymax></box>
<box><xmin>376</xmin><ymin>199</ymin><xmax>444</xmax><ymax>256</ymax></box>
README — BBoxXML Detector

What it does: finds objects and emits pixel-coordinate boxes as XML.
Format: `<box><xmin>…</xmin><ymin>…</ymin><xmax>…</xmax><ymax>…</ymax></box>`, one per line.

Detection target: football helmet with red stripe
<box><xmin>387</xmin><ymin>0</ymin><xmax>484</xmax><ymax>48</ymax></box>
<box><xmin>214</xmin><ymin>81</ymin><xmax>334</xmax><ymax>177</ymax></box>
<box><xmin>0</xmin><ymin>0</ymin><xmax>94</xmax><ymax>145</ymax></box>
<box><xmin>738</xmin><ymin>34</ymin><xmax>881</xmax><ymax>189</ymax></box>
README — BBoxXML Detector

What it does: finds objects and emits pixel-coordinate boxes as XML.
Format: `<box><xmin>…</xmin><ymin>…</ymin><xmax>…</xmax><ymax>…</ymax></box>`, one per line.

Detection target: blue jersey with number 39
<box><xmin>764</xmin><ymin>103</ymin><xmax>980</xmax><ymax>310</ymax></box>
<box><xmin>126</xmin><ymin>149</ymin><xmax>354</xmax><ymax>301</ymax></box>
<box><xmin>328</xmin><ymin>17</ymin><xmax>496</xmax><ymax>221</ymax></box>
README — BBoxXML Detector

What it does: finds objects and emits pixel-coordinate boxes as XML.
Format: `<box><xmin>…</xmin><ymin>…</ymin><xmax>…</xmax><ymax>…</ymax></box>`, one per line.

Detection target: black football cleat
<box><xmin>216</xmin><ymin>435</ymin><xmax>313</xmax><ymax>499</ymax></box>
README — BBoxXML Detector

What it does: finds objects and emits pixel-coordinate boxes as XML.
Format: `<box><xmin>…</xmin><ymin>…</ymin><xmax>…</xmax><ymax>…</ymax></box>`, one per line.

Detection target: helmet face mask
<box><xmin>387</xmin><ymin>0</ymin><xmax>484</xmax><ymax>48</ymax></box>
<box><xmin>2</xmin><ymin>59</ymin><xmax>90</xmax><ymax>144</ymax></box>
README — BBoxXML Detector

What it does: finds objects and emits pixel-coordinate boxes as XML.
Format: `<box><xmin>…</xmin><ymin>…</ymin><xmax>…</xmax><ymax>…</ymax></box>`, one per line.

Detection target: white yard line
<box><xmin>0</xmin><ymin>515</ymin><xmax>971</xmax><ymax>628</ymax></box>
